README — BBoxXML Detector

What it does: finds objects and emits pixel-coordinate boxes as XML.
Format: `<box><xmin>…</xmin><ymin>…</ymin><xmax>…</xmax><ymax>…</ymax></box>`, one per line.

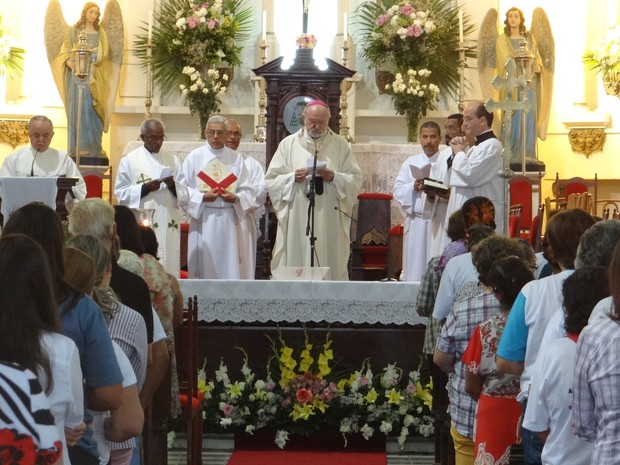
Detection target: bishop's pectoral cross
<box><xmin>485</xmin><ymin>58</ymin><xmax>532</xmax><ymax>172</ymax></box>
<box><xmin>137</xmin><ymin>173</ymin><xmax>152</xmax><ymax>184</ymax></box>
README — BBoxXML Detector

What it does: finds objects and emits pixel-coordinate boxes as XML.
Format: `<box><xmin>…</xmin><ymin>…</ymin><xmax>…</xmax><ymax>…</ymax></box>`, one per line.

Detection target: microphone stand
<box><xmin>305</xmin><ymin>137</ymin><xmax>319</xmax><ymax>267</ymax></box>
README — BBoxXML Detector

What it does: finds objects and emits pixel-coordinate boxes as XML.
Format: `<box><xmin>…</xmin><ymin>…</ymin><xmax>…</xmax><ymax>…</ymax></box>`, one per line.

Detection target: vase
<box><xmin>198</xmin><ymin>112</ymin><xmax>210</xmax><ymax>140</ymax></box>
<box><xmin>405</xmin><ymin>112</ymin><xmax>419</xmax><ymax>142</ymax></box>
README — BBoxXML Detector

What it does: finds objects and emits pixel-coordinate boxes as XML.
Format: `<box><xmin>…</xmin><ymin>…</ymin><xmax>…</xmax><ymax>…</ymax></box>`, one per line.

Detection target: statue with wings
<box><xmin>44</xmin><ymin>0</ymin><xmax>124</xmax><ymax>161</ymax></box>
<box><xmin>478</xmin><ymin>7</ymin><xmax>554</xmax><ymax>167</ymax></box>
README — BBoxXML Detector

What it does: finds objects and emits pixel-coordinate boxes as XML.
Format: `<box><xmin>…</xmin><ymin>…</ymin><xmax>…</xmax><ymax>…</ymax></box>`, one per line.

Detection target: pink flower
<box><xmin>406</xmin><ymin>383</ymin><xmax>416</xmax><ymax>394</ymax></box>
<box><xmin>296</xmin><ymin>388</ymin><xmax>313</xmax><ymax>404</ymax></box>
<box><xmin>359</xmin><ymin>376</ymin><xmax>369</xmax><ymax>386</ymax></box>
<box><xmin>375</xmin><ymin>14</ymin><xmax>388</xmax><ymax>26</ymax></box>
<box><xmin>407</xmin><ymin>24</ymin><xmax>423</xmax><ymax>38</ymax></box>
<box><xmin>400</xmin><ymin>5</ymin><xmax>415</xmax><ymax>16</ymax></box>
<box><xmin>265</xmin><ymin>381</ymin><xmax>276</xmax><ymax>391</ymax></box>
<box><xmin>282</xmin><ymin>397</ymin><xmax>291</xmax><ymax>407</ymax></box>
<box><xmin>207</xmin><ymin>19</ymin><xmax>217</xmax><ymax>29</ymax></box>
<box><xmin>187</xmin><ymin>16</ymin><xmax>198</xmax><ymax>28</ymax></box>
<box><xmin>221</xmin><ymin>404</ymin><xmax>234</xmax><ymax>416</ymax></box>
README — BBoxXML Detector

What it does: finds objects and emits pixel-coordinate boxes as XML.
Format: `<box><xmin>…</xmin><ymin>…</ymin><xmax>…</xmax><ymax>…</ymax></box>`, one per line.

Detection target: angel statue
<box><xmin>45</xmin><ymin>0</ymin><xmax>124</xmax><ymax>162</ymax></box>
<box><xmin>478</xmin><ymin>7</ymin><xmax>554</xmax><ymax>169</ymax></box>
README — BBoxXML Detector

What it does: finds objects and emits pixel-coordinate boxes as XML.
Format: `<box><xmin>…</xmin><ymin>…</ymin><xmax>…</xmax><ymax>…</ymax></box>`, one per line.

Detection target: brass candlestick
<box><xmin>457</xmin><ymin>43</ymin><xmax>467</xmax><ymax>113</ymax></box>
<box><xmin>145</xmin><ymin>42</ymin><xmax>153</xmax><ymax>118</ymax></box>
<box><xmin>339</xmin><ymin>37</ymin><xmax>353</xmax><ymax>143</ymax></box>
<box><xmin>252</xmin><ymin>39</ymin><xmax>268</xmax><ymax>142</ymax></box>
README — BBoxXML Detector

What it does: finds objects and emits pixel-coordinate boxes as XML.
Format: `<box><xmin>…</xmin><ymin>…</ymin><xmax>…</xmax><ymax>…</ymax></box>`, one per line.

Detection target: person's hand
<box><xmin>316</xmin><ymin>167</ymin><xmax>334</xmax><ymax>182</ymax></box>
<box><xmin>161</xmin><ymin>176</ymin><xmax>175</xmax><ymax>189</ymax></box>
<box><xmin>414</xmin><ymin>179</ymin><xmax>423</xmax><ymax>192</ymax></box>
<box><xmin>202</xmin><ymin>188</ymin><xmax>218</xmax><ymax>202</ymax></box>
<box><xmin>220</xmin><ymin>189</ymin><xmax>238</xmax><ymax>203</ymax></box>
<box><xmin>450</xmin><ymin>136</ymin><xmax>467</xmax><ymax>155</ymax></box>
<box><xmin>145</xmin><ymin>179</ymin><xmax>161</xmax><ymax>192</ymax></box>
<box><xmin>294</xmin><ymin>168</ymin><xmax>309</xmax><ymax>183</ymax></box>
<box><xmin>65</xmin><ymin>422</ymin><xmax>86</xmax><ymax>446</ymax></box>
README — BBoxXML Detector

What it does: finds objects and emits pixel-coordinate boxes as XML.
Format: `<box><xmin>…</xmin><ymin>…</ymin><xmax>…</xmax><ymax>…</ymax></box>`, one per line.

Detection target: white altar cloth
<box><xmin>178</xmin><ymin>279</ymin><xmax>424</xmax><ymax>326</ymax></box>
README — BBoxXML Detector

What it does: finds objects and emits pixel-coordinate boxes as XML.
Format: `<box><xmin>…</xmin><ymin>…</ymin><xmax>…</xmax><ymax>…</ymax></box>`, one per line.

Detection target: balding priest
<box><xmin>265</xmin><ymin>99</ymin><xmax>362</xmax><ymax>281</ymax></box>
<box><xmin>177</xmin><ymin>115</ymin><xmax>256</xmax><ymax>279</ymax></box>
<box><xmin>0</xmin><ymin>115</ymin><xmax>86</xmax><ymax>200</ymax></box>
<box><xmin>114</xmin><ymin>118</ymin><xmax>181</xmax><ymax>276</ymax></box>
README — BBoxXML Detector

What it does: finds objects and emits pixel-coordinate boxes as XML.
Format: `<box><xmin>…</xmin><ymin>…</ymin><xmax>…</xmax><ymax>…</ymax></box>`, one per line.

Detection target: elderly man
<box><xmin>265</xmin><ymin>99</ymin><xmax>362</xmax><ymax>281</ymax></box>
<box><xmin>177</xmin><ymin>115</ymin><xmax>255</xmax><ymax>279</ymax></box>
<box><xmin>444</xmin><ymin>102</ymin><xmax>504</xmax><ymax>235</ymax></box>
<box><xmin>114</xmin><ymin>118</ymin><xmax>181</xmax><ymax>275</ymax></box>
<box><xmin>0</xmin><ymin>115</ymin><xmax>86</xmax><ymax>199</ymax></box>
<box><xmin>393</xmin><ymin>121</ymin><xmax>442</xmax><ymax>282</ymax></box>
<box><xmin>225</xmin><ymin>118</ymin><xmax>267</xmax><ymax>279</ymax></box>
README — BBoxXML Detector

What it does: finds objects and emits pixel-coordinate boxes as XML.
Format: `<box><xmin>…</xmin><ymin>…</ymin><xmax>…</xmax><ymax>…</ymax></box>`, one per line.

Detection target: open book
<box><xmin>421</xmin><ymin>177</ymin><xmax>449</xmax><ymax>194</ymax></box>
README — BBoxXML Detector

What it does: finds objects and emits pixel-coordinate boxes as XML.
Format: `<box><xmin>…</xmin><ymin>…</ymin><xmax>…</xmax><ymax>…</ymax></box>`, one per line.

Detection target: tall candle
<box><xmin>148</xmin><ymin>10</ymin><xmax>153</xmax><ymax>43</ymax></box>
<box><xmin>343</xmin><ymin>14</ymin><xmax>348</xmax><ymax>40</ymax></box>
<box><xmin>458</xmin><ymin>9</ymin><xmax>463</xmax><ymax>43</ymax></box>
<box><xmin>262</xmin><ymin>10</ymin><xmax>267</xmax><ymax>41</ymax></box>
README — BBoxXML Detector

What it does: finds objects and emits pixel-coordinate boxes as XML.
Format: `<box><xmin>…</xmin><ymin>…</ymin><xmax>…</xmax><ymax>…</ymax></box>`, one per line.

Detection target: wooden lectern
<box><xmin>0</xmin><ymin>176</ymin><xmax>78</xmax><ymax>226</ymax></box>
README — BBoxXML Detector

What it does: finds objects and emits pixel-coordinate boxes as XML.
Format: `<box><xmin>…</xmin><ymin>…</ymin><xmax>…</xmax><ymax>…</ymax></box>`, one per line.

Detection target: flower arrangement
<box><xmin>296</xmin><ymin>34</ymin><xmax>317</xmax><ymax>50</ymax></box>
<box><xmin>197</xmin><ymin>333</ymin><xmax>434</xmax><ymax>449</ymax></box>
<box><xmin>134</xmin><ymin>0</ymin><xmax>251</xmax><ymax>128</ymax></box>
<box><xmin>179</xmin><ymin>66</ymin><xmax>228</xmax><ymax>135</ymax></box>
<box><xmin>0</xmin><ymin>16</ymin><xmax>25</xmax><ymax>78</ymax></box>
<box><xmin>583</xmin><ymin>25</ymin><xmax>620</xmax><ymax>97</ymax></box>
<box><xmin>355</xmin><ymin>0</ymin><xmax>475</xmax><ymax>140</ymax></box>
<box><xmin>387</xmin><ymin>69</ymin><xmax>440</xmax><ymax>141</ymax></box>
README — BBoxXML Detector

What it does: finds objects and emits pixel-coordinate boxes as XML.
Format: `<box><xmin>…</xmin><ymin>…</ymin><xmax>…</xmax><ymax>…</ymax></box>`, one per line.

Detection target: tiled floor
<box><xmin>167</xmin><ymin>435</ymin><xmax>436</xmax><ymax>465</ymax></box>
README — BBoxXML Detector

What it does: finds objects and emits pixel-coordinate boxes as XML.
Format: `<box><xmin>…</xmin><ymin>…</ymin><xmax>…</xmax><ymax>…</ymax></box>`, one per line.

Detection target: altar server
<box><xmin>0</xmin><ymin>115</ymin><xmax>86</xmax><ymax>199</ymax></box>
<box><xmin>177</xmin><ymin>115</ymin><xmax>256</xmax><ymax>279</ymax></box>
<box><xmin>265</xmin><ymin>99</ymin><xmax>362</xmax><ymax>281</ymax></box>
<box><xmin>114</xmin><ymin>118</ymin><xmax>181</xmax><ymax>276</ymax></box>
<box><xmin>393</xmin><ymin>121</ymin><xmax>442</xmax><ymax>282</ymax></box>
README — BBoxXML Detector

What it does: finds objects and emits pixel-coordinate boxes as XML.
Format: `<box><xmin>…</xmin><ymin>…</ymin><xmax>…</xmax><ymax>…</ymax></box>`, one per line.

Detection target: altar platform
<box><xmin>177</xmin><ymin>279</ymin><xmax>426</xmax><ymax>377</ymax></box>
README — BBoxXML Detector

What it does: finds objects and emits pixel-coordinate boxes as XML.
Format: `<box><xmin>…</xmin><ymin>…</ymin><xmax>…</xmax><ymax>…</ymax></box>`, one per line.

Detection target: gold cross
<box><xmin>137</xmin><ymin>173</ymin><xmax>152</xmax><ymax>184</ymax></box>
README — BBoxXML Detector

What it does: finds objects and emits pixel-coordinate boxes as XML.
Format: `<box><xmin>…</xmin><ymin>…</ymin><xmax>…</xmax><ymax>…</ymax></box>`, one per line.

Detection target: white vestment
<box><xmin>238</xmin><ymin>155</ymin><xmax>267</xmax><ymax>279</ymax></box>
<box><xmin>444</xmin><ymin>133</ymin><xmax>505</xmax><ymax>234</ymax></box>
<box><xmin>0</xmin><ymin>146</ymin><xmax>86</xmax><ymax>200</ymax></box>
<box><xmin>114</xmin><ymin>146</ymin><xmax>181</xmax><ymax>276</ymax></box>
<box><xmin>393</xmin><ymin>151</ymin><xmax>439</xmax><ymax>282</ymax></box>
<box><xmin>265</xmin><ymin>129</ymin><xmax>362</xmax><ymax>281</ymax></box>
<box><xmin>426</xmin><ymin>146</ymin><xmax>453</xmax><ymax>257</ymax></box>
<box><xmin>177</xmin><ymin>145</ymin><xmax>255</xmax><ymax>279</ymax></box>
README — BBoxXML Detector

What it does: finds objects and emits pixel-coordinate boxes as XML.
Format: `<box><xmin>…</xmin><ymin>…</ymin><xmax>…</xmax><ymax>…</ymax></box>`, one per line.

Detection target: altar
<box><xmin>178</xmin><ymin>279</ymin><xmax>426</xmax><ymax>377</ymax></box>
<box><xmin>123</xmin><ymin>141</ymin><xmax>423</xmax><ymax>224</ymax></box>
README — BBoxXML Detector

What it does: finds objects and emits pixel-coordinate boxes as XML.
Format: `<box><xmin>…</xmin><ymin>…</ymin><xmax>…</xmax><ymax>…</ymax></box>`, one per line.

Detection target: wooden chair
<box><xmin>509</xmin><ymin>174</ymin><xmax>538</xmax><ymax>233</ymax></box>
<box><xmin>552</xmin><ymin>172</ymin><xmax>598</xmax><ymax>213</ymax></box>
<box><xmin>175</xmin><ymin>295</ymin><xmax>203</xmax><ymax>465</ymax></box>
<box><xmin>529</xmin><ymin>203</ymin><xmax>545</xmax><ymax>252</ymax></box>
<box><xmin>508</xmin><ymin>204</ymin><xmax>523</xmax><ymax>238</ymax></box>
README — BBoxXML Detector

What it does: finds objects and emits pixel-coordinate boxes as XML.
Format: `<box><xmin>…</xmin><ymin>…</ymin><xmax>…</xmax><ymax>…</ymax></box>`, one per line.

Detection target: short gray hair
<box><xmin>29</xmin><ymin>115</ymin><xmax>53</xmax><ymax>131</ymax></box>
<box><xmin>207</xmin><ymin>115</ymin><xmax>226</xmax><ymax>126</ymax></box>
<box><xmin>575</xmin><ymin>220</ymin><xmax>620</xmax><ymax>269</ymax></box>
<box><xmin>68</xmin><ymin>198</ymin><xmax>116</xmax><ymax>243</ymax></box>
<box><xmin>140</xmin><ymin>118</ymin><xmax>165</xmax><ymax>135</ymax></box>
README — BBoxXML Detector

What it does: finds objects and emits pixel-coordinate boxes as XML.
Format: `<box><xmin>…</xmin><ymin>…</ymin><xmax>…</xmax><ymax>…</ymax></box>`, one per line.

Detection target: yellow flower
<box><xmin>386</xmin><ymin>388</ymin><xmax>403</xmax><ymax>405</ymax></box>
<box><xmin>291</xmin><ymin>403</ymin><xmax>314</xmax><ymax>421</ymax></box>
<box><xmin>337</xmin><ymin>378</ymin><xmax>349</xmax><ymax>390</ymax></box>
<box><xmin>279</xmin><ymin>346</ymin><xmax>297</xmax><ymax>370</ymax></box>
<box><xmin>364</xmin><ymin>388</ymin><xmax>378</xmax><ymax>404</ymax></box>
<box><xmin>314</xmin><ymin>399</ymin><xmax>327</xmax><ymax>413</ymax></box>
<box><xmin>299</xmin><ymin>343</ymin><xmax>314</xmax><ymax>372</ymax></box>
<box><xmin>279</xmin><ymin>367</ymin><xmax>296</xmax><ymax>389</ymax></box>
<box><xmin>317</xmin><ymin>353</ymin><xmax>332</xmax><ymax>378</ymax></box>
<box><xmin>415</xmin><ymin>381</ymin><xmax>433</xmax><ymax>409</ymax></box>
<box><xmin>228</xmin><ymin>381</ymin><xmax>245</xmax><ymax>399</ymax></box>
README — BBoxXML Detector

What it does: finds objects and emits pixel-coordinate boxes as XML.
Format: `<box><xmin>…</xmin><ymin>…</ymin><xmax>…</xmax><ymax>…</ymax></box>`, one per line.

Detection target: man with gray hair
<box><xmin>177</xmin><ymin>115</ymin><xmax>256</xmax><ymax>279</ymax></box>
<box><xmin>0</xmin><ymin>115</ymin><xmax>86</xmax><ymax>199</ymax></box>
<box><xmin>114</xmin><ymin>118</ymin><xmax>181</xmax><ymax>275</ymax></box>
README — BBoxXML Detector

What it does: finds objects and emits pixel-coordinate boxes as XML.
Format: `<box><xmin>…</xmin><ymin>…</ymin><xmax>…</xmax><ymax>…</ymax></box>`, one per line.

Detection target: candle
<box><xmin>458</xmin><ymin>9</ymin><xmax>463</xmax><ymax>43</ymax></box>
<box><xmin>343</xmin><ymin>13</ymin><xmax>348</xmax><ymax>41</ymax></box>
<box><xmin>262</xmin><ymin>10</ymin><xmax>267</xmax><ymax>41</ymax></box>
<box><xmin>148</xmin><ymin>10</ymin><xmax>153</xmax><ymax>43</ymax></box>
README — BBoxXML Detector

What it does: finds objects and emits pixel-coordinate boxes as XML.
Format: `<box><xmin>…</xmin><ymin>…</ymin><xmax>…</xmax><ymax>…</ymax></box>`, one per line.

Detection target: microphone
<box><xmin>309</xmin><ymin>137</ymin><xmax>323</xmax><ymax>196</ymax></box>
<box><xmin>30</xmin><ymin>151</ymin><xmax>38</xmax><ymax>177</ymax></box>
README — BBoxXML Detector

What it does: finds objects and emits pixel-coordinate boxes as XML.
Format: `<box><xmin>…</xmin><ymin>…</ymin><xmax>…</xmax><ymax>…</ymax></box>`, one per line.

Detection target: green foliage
<box><xmin>0</xmin><ymin>16</ymin><xmax>25</xmax><ymax>78</ymax></box>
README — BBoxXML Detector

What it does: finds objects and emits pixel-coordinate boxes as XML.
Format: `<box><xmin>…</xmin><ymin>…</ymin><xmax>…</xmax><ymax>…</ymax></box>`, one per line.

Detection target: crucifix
<box><xmin>136</xmin><ymin>173</ymin><xmax>152</xmax><ymax>184</ymax></box>
<box><xmin>485</xmin><ymin>57</ymin><xmax>532</xmax><ymax>233</ymax></box>
<box><xmin>302</xmin><ymin>0</ymin><xmax>310</xmax><ymax>33</ymax></box>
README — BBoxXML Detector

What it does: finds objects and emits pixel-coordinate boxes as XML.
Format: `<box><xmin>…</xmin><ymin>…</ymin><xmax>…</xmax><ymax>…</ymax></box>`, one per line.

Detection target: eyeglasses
<box><xmin>206</xmin><ymin>130</ymin><xmax>228</xmax><ymax>137</ymax></box>
<box><xmin>143</xmin><ymin>135</ymin><xmax>165</xmax><ymax>142</ymax></box>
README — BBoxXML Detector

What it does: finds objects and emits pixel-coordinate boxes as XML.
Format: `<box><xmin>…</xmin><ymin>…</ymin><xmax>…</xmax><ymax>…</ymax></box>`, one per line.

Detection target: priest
<box><xmin>177</xmin><ymin>115</ymin><xmax>255</xmax><ymax>279</ymax></box>
<box><xmin>265</xmin><ymin>100</ymin><xmax>362</xmax><ymax>281</ymax></box>
<box><xmin>114</xmin><ymin>118</ymin><xmax>181</xmax><ymax>275</ymax></box>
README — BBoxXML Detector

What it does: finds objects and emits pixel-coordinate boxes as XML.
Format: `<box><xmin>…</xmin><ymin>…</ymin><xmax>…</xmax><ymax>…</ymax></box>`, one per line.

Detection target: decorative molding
<box><xmin>568</xmin><ymin>128</ymin><xmax>606</xmax><ymax>158</ymax></box>
<box><xmin>0</xmin><ymin>119</ymin><xmax>29</xmax><ymax>148</ymax></box>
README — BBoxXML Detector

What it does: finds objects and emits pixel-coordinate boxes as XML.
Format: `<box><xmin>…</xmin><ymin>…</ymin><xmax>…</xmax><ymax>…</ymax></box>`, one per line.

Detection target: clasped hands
<box><xmin>450</xmin><ymin>136</ymin><xmax>468</xmax><ymax>155</ymax></box>
<box><xmin>202</xmin><ymin>187</ymin><xmax>237</xmax><ymax>203</ymax></box>
<box><xmin>294</xmin><ymin>167</ymin><xmax>334</xmax><ymax>183</ymax></box>
<box><xmin>145</xmin><ymin>176</ymin><xmax>175</xmax><ymax>193</ymax></box>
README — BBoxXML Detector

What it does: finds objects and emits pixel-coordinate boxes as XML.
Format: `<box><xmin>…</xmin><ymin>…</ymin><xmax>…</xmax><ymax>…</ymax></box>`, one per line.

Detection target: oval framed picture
<box><xmin>282</xmin><ymin>95</ymin><xmax>313</xmax><ymax>134</ymax></box>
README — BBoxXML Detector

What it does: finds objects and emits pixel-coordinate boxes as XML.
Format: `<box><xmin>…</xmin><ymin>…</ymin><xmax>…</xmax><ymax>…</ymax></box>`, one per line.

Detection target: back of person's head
<box><xmin>68</xmin><ymin>198</ymin><xmax>116</xmax><ymax>245</ymax></box>
<box><xmin>462</xmin><ymin>196</ymin><xmax>496</xmax><ymax>229</ymax></box>
<box><xmin>2</xmin><ymin>202</ymin><xmax>68</xmax><ymax>302</ymax></box>
<box><xmin>113</xmin><ymin>205</ymin><xmax>144</xmax><ymax>255</ymax></box>
<box><xmin>472</xmin><ymin>236</ymin><xmax>527</xmax><ymax>284</ymax></box>
<box><xmin>139</xmin><ymin>225</ymin><xmax>159</xmax><ymax>258</ymax></box>
<box><xmin>485</xmin><ymin>256</ymin><xmax>534</xmax><ymax>310</ymax></box>
<box><xmin>563</xmin><ymin>266</ymin><xmax>609</xmax><ymax>334</ymax></box>
<box><xmin>63</xmin><ymin>246</ymin><xmax>96</xmax><ymax>295</ymax></box>
<box><xmin>0</xmin><ymin>234</ymin><xmax>57</xmax><ymax>393</ymax></box>
<box><xmin>446</xmin><ymin>210</ymin><xmax>466</xmax><ymax>242</ymax></box>
<box><xmin>117</xmin><ymin>249</ymin><xmax>144</xmax><ymax>277</ymax></box>
<box><xmin>67</xmin><ymin>234</ymin><xmax>110</xmax><ymax>286</ymax></box>
<box><xmin>545</xmin><ymin>209</ymin><xmax>596</xmax><ymax>269</ymax></box>
<box><xmin>575</xmin><ymin>220</ymin><xmax>620</xmax><ymax>269</ymax></box>
<box><xmin>516</xmin><ymin>238</ymin><xmax>537</xmax><ymax>268</ymax></box>
<box><xmin>465</xmin><ymin>223</ymin><xmax>495</xmax><ymax>251</ymax></box>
